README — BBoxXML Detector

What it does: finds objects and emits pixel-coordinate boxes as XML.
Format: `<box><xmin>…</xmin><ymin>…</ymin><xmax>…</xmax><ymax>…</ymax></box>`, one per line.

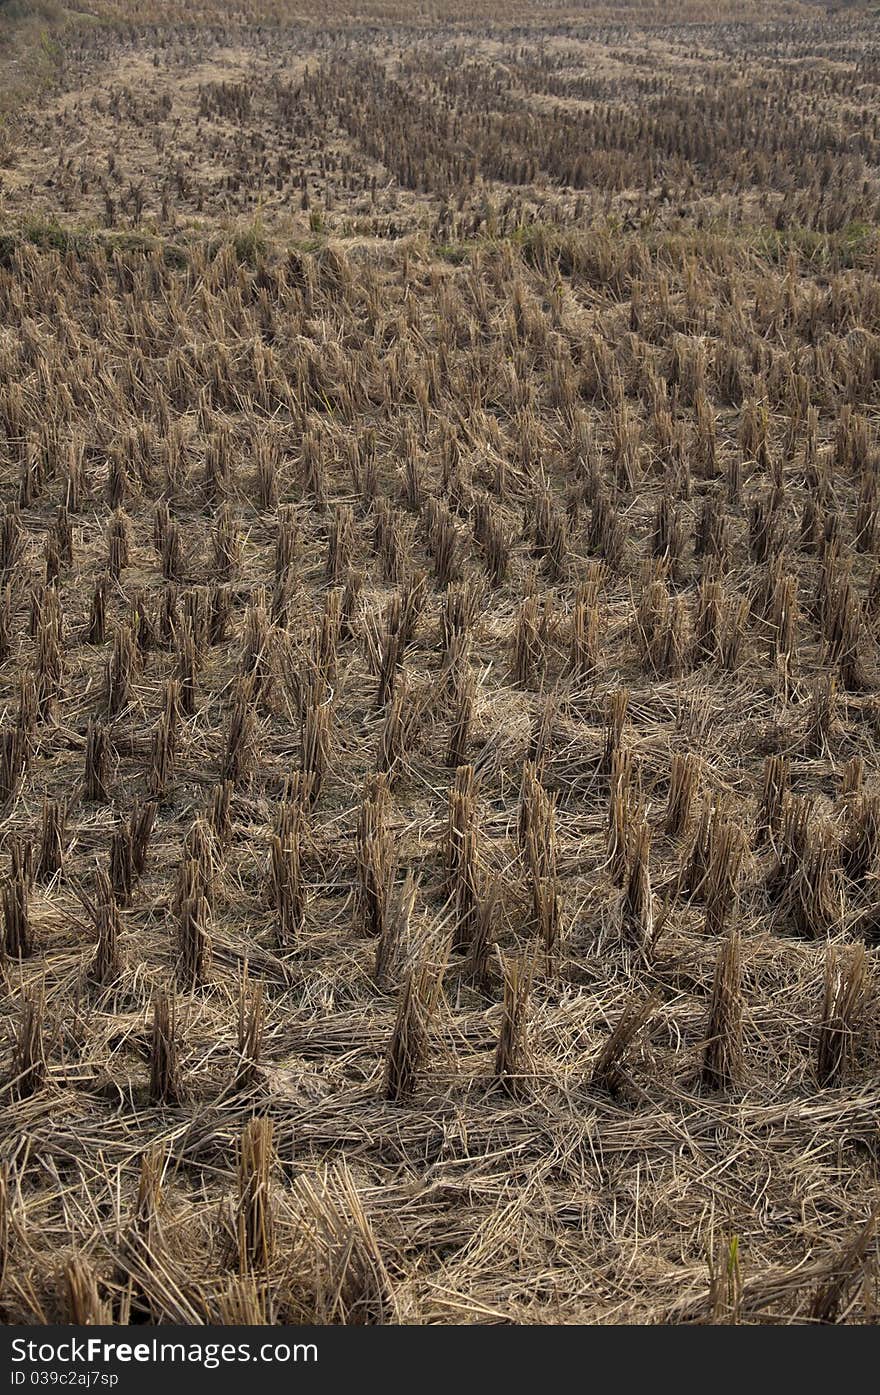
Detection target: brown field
<box><xmin>0</xmin><ymin>0</ymin><xmax>879</xmax><ymax>1326</ymax></box>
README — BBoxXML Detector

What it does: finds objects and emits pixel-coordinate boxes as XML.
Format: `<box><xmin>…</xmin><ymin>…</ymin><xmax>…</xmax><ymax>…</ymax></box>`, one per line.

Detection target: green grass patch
<box><xmin>435</xmin><ymin>242</ymin><xmax>469</xmax><ymax>265</ymax></box>
<box><xmin>0</xmin><ymin>216</ymin><xmax>195</xmax><ymax>270</ymax></box>
<box><xmin>750</xmin><ymin>220</ymin><xmax>878</xmax><ymax>271</ymax></box>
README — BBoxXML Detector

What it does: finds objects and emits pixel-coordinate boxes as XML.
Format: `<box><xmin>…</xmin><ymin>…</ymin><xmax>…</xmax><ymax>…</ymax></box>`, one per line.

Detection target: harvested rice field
<box><xmin>0</xmin><ymin>0</ymin><xmax>879</xmax><ymax>1326</ymax></box>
